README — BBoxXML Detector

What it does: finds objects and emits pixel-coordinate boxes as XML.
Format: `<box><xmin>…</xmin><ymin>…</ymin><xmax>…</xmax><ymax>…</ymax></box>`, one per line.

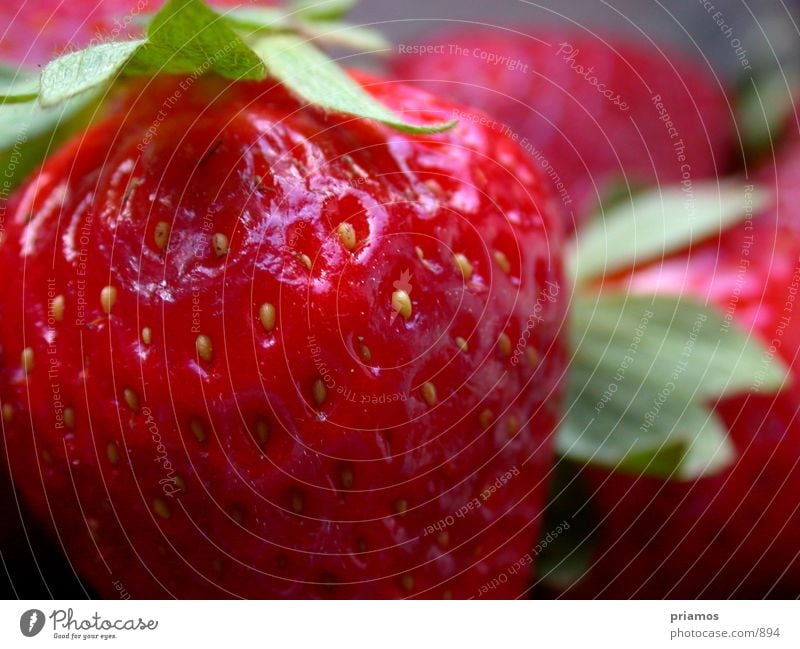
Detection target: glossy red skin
<box><xmin>392</xmin><ymin>28</ymin><xmax>735</xmax><ymax>228</ymax></box>
<box><xmin>0</xmin><ymin>0</ymin><xmax>273</xmax><ymax>67</ymax></box>
<box><xmin>0</xmin><ymin>73</ymin><xmax>566</xmax><ymax>598</ymax></box>
<box><xmin>570</xmin><ymin>144</ymin><xmax>800</xmax><ymax>598</ymax></box>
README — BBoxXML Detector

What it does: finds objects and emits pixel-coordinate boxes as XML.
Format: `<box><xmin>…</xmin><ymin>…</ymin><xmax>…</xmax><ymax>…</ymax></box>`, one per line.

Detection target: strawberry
<box><xmin>0</xmin><ymin>68</ymin><xmax>566</xmax><ymax>598</ymax></box>
<box><xmin>391</xmin><ymin>28</ymin><xmax>735</xmax><ymax>226</ymax></box>
<box><xmin>0</xmin><ymin>0</ymin><xmax>273</xmax><ymax>66</ymax></box>
<box><xmin>565</xmin><ymin>141</ymin><xmax>800</xmax><ymax>598</ymax></box>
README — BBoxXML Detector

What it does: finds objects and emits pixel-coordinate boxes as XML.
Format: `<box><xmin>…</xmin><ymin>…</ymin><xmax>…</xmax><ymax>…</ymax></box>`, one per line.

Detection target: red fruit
<box><xmin>392</xmin><ymin>28</ymin><xmax>734</xmax><ymax>226</ymax></box>
<box><xmin>0</xmin><ymin>0</ymin><xmax>273</xmax><ymax>66</ymax></box>
<box><xmin>570</xmin><ymin>143</ymin><xmax>800</xmax><ymax>598</ymax></box>
<box><xmin>0</xmin><ymin>73</ymin><xmax>566</xmax><ymax>598</ymax></box>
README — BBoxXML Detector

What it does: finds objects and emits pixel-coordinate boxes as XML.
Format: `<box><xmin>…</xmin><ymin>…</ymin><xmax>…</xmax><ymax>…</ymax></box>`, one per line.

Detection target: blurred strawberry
<box><xmin>392</xmin><ymin>28</ymin><xmax>735</xmax><ymax>228</ymax></box>
<box><xmin>570</xmin><ymin>140</ymin><xmax>800</xmax><ymax>598</ymax></box>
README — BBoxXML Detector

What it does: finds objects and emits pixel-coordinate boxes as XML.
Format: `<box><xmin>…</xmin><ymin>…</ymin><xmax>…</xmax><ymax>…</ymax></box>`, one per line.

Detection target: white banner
<box><xmin>0</xmin><ymin>600</ymin><xmax>797</xmax><ymax>648</ymax></box>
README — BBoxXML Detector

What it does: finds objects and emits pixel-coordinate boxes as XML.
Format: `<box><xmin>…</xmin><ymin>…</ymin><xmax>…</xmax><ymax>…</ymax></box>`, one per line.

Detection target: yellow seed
<box><xmin>174</xmin><ymin>475</ymin><xmax>186</xmax><ymax>492</ymax></box>
<box><xmin>212</xmin><ymin>232</ymin><xmax>229</xmax><ymax>257</ymax></box>
<box><xmin>230</xmin><ymin>508</ymin><xmax>244</xmax><ymax>525</ymax></box>
<box><xmin>394</xmin><ymin>499</ymin><xmax>408</xmax><ymax>515</ymax></box>
<box><xmin>498</xmin><ymin>332</ymin><xmax>512</xmax><ymax>358</ymax></box>
<box><xmin>336</xmin><ymin>222</ymin><xmax>357</xmax><ymax>250</ymax></box>
<box><xmin>259</xmin><ymin>302</ymin><xmax>276</xmax><ymax>332</ymax></box>
<box><xmin>141</xmin><ymin>327</ymin><xmax>152</xmax><ymax>345</ymax></box>
<box><xmin>493</xmin><ymin>250</ymin><xmax>511</xmax><ymax>274</ymax></box>
<box><xmin>153</xmin><ymin>498</ymin><xmax>171</xmax><ymax>519</ymax></box>
<box><xmin>526</xmin><ymin>346</ymin><xmax>539</xmax><ymax>367</ymax></box>
<box><xmin>436</xmin><ymin>531</ymin><xmax>450</xmax><ymax>548</ymax></box>
<box><xmin>421</xmin><ymin>382</ymin><xmax>437</xmax><ymax>407</ymax></box>
<box><xmin>479</xmin><ymin>409</ymin><xmax>493</xmax><ymax>428</ymax></box>
<box><xmin>358</xmin><ymin>340</ymin><xmax>371</xmax><ymax>361</ymax></box>
<box><xmin>291</xmin><ymin>492</ymin><xmax>304</xmax><ymax>514</ymax></box>
<box><xmin>507</xmin><ymin>416</ymin><xmax>520</xmax><ymax>436</ymax></box>
<box><xmin>455</xmin><ymin>336</ymin><xmax>468</xmax><ymax>352</ymax></box>
<box><xmin>64</xmin><ymin>407</ymin><xmax>75</xmax><ymax>430</ymax></box>
<box><xmin>415</xmin><ymin>246</ymin><xmax>434</xmax><ymax>271</ymax></box>
<box><xmin>312</xmin><ymin>378</ymin><xmax>327</xmax><ymax>405</ymax></box>
<box><xmin>21</xmin><ymin>347</ymin><xmax>34</xmax><ymax>374</ymax></box>
<box><xmin>154</xmin><ymin>221</ymin><xmax>170</xmax><ymax>250</ymax></box>
<box><xmin>340</xmin><ymin>467</ymin><xmax>354</xmax><ymax>490</ymax></box>
<box><xmin>212</xmin><ymin>559</ymin><xmax>223</xmax><ymax>573</ymax></box>
<box><xmin>52</xmin><ymin>294</ymin><xmax>65</xmax><ymax>322</ymax></box>
<box><xmin>401</xmin><ymin>574</ymin><xmax>415</xmax><ymax>592</ymax></box>
<box><xmin>2</xmin><ymin>403</ymin><xmax>13</xmax><ymax>423</ymax></box>
<box><xmin>255</xmin><ymin>419</ymin><xmax>269</xmax><ymax>445</ymax></box>
<box><xmin>123</xmin><ymin>388</ymin><xmax>139</xmax><ymax>412</ymax></box>
<box><xmin>299</xmin><ymin>253</ymin><xmax>312</xmax><ymax>270</ymax></box>
<box><xmin>42</xmin><ymin>449</ymin><xmax>53</xmax><ymax>464</ymax></box>
<box><xmin>106</xmin><ymin>442</ymin><xmax>119</xmax><ymax>465</ymax></box>
<box><xmin>100</xmin><ymin>285</ymin><xmax>117</xmax><ymax>315</ymax></box>
<box><xmin>442</xmin><ymin>590</ymin><xmax>453</xmax><ymax>600</ymax></box>
<box><xmin>392</xmin><ymin>290</ymin><xmax>412</xmax><ymax>320</ymax></box>
<box><xmin>453</xmin><ymin>253</ymin><xmax>473</xmax><ymax>281</ymax></box>
<box><xmin>196</xmin><ymin>334</ymin><xmax>213</xmax><ymax>363</ymax></box>
<box><xmin>190</xmin><ymin>419</ymin><xmax>207</xmax><ymax>443</ymax></box>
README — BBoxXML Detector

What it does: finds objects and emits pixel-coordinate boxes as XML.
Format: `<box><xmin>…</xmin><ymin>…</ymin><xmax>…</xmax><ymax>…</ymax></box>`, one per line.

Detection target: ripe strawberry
<box><xmin>567</xmin><ymin>142</ymin><xmax>800</xmax><ymax>598</ymax></box>
<box><xmin>0</xmin><ymin>72</ymin><xmax>566</xmax><ymax>598</ymax></box>
<box><xmin>392</xmin><ymin>28</ymin><xmax>734</xmax><ymax>226</ymax></box>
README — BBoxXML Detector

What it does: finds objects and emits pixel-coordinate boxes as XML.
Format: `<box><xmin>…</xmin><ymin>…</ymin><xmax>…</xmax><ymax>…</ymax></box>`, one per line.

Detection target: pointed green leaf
<box><xmin>298</xmin><ymin>20</ymin><xmax>390</xmax><ymax>52</ymax></box>
<box><xmin>569</xmin><ymin>182</ymin><xmax>769</xmax><ymax>283</ymax></box>
<box><xmin>252</xmin><ymin>34</ymin><xmax>456</xmax><ymax>134</ymax></box>
<box><xmin>40</xmin><ymin>41</ymin><xmax>143</xmax><ymax>107</ymax></box>
<box><xmin>0</xmin><ymin>66</ymin><xmax>40</xmax><ymax>104</ymax></box>
<box><xmin>291</xmin><ymin>0</ymin><xmax>357</xmax><ymax>21</ymax></box>
<box><xmin>559</xmin><ymin>292</ymin><xmax>789</xmax><ymax>479</ymax></box>
<box><xmin>125</xmin><ymin>0</ymin><xmax>266</xmax><ymax>80</ymax></box>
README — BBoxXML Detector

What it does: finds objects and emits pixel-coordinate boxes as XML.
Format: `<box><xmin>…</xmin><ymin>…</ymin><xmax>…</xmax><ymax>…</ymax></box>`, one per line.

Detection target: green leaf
<box><xmin>39</xmin><ymin>41</ymin><xmax>143</xmax><ymax>107</ymax></box>
<box><xmin>222</xmin><ymin>7</ymin><xmax>290</xmax><ymax>32</ymax></box>
<box><xmin>0</xmin><ymin>91</ymin><xmax>99</xmax><ymax>190</ymax></box>
<box><xmin>252</xmin><ymin>34</ymin><xmax>455</xmax><ymax>134</ymax></box>
<box><xmin>569</xmin><ymin>182</ymin><xmax>769</xmax><ymax>283</ymax></box>
<box><xmin>125</xmin><ymin>0</ymin><xmax>266</xmax><ymax>80</ymax></box>
<box><xmin>737</xmin><ymin>69</ymin><xmax>799</xmax><ymax>158</ymax></box>
<box><xmin>0</xmin><ymin>66</ymin><xmax>40</xmax><ymax>104</ymax></box>
<box><xmin>298</xmin><ymin>20</ymin><xmax>390</xmax><ymax>52</ymax></box>
<box><xmin>559</xmin><ymin>292</ymin><xmax>789</xmax><ymax>479</ymax></box>
<box><xmin>291</xmin><ymin>0</ymin><xmax>357</xmax><ymax>21</ymax></box>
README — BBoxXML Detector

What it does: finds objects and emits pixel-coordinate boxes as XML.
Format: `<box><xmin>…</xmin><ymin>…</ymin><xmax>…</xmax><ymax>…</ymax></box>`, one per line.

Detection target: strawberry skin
<box><xmin>571</xmin><ymin>144</ymin><xmax>800</xmax><ymax>598</ymax></box>
<box><xmin>392</xmin><ymin>28</ymin><xmax>734</xmax><ymax>226</ymax></box>
<box><xmin>0</xmin><ymin>73</ymin><xmax>566</xmax><ymax>598</ymax></box>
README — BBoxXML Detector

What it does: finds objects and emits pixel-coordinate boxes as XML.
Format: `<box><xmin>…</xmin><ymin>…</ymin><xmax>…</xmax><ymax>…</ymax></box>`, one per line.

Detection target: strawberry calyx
<box><xmin>0</xmin><ymin>0</ymin><xmax>455</xmax><ymax>191</ymax></box>
<box><xmin>560</xmin><ymin>181</ymin><xmax>788</xmax><ymax>481</ymax></box>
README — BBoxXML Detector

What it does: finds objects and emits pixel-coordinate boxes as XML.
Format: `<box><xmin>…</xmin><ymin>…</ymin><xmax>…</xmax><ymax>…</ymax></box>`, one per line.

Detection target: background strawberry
<box><xmin>0</xmin><ymin>71</ymin><xmax>566</xmax><ymax>598</ymax></box>
<box><xmin>391</xmin><ymin>28</ymin><xmax>736</xmax><ymax>227</ymax></box>
<box><xmin>565</xmin><ymin>139</ymin><xmax>800</xmax><ymax>598</ymax></box>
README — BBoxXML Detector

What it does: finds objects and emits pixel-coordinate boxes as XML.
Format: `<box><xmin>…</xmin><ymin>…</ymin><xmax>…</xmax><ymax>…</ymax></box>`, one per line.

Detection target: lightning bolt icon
<box><xmin>28</xmin><ymin>611</ymin><xmax>37</xmax><ymax>633</ymax></box>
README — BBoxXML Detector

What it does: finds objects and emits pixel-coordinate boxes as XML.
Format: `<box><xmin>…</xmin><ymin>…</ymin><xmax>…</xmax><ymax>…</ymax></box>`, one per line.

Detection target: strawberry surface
<box><xmin>0</xmin><ymin>72</ymin><xmax>566</xmax><ymax>598</ymax></box>
<box><xmin>391</xmin><ymin>28</ymin><xmax>735</xmax><ymax>227</ymax></box>
<box><xmin>569</xmin><ymin>142</ymin><xmax>800</xmax><ymax>598</ymax></box>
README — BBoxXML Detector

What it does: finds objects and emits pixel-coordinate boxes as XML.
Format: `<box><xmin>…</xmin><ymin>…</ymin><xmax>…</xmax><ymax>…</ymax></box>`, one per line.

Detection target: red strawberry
<box><xmin>392</xmin><ymin>28</ymin><xmax>735</xmax><ymax>227</ymax></box>
<box><xmin>0</xmin><ymin>72</ymin><xmax>566</xmax><ymax>598</ymax></box>
<box><xmin>0</xmin><ymin>0</ymin><xmax>274</xmax><ymax>66</ymax></box>
<box><xmin>567</xmin><ymin>141</ymin><xmax>800</xmax><ymax>598</ymax></box>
